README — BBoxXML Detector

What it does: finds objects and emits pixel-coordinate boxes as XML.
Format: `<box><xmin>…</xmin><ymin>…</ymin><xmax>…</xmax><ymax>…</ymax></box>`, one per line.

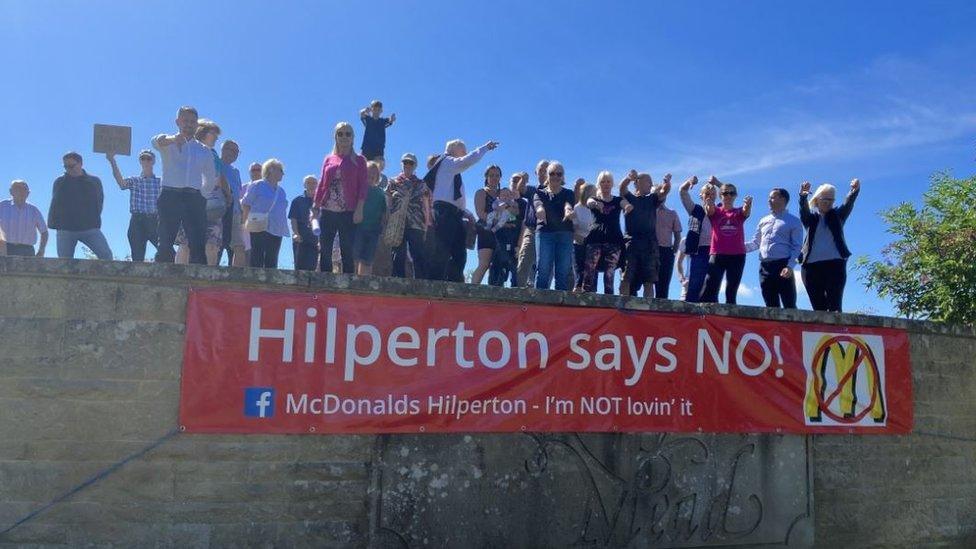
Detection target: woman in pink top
<box><xmin>313</xmin><ymin>121</ymin><xmax>368</xmax><ymax>274</ymax></box>
<box><xmin>699</xmin><ymin>178</ymin><xmax>753</xmax><ymax>304</ymax></box>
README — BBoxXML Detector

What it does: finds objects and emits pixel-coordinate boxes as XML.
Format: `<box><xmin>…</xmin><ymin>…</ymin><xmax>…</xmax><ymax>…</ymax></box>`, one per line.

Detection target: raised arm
<box><xmin>742</xmin><ymin>195</ymin><xmax>753</xmax><ymax>220</ymax></box>
<box><xmin>798</xmin><ymin>181</ymin><xmax>813</xmax><ymax>225</ymax></box>
<box><xmin>105</xmin><ymin>153</ymin><xmax>127</xmax><ymax>190</ymax></box>
<box><xmin>678</xmin><ymin>175</ymin><xmax>698</xmax><ymax>214</ymax></box>
<box><xmin>837</xmin><ymin>178</ymin><xmax>860</xmax><ymax>222</ymax></box>
<box><xmin>619</xmin><ymin>169</ymin><xmax>637</xmax><ymax>196</ymax></box>
<box><xmin>655</xmin><ymin>173</ymin><xmax>672</xmax><ymax>200</ymax></box>
<box><xmin>443</xmin><ymin>141</ymin><xmax>499</xmax><ymax>174</ymax></box>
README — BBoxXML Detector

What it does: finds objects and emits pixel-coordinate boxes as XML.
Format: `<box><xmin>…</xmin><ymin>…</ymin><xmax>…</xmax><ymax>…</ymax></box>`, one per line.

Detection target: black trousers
<box><xmin>760</xmin><ymin>258</ymin><xmax>797</xmax><ymax>309</ymax></box>
<box><xmin>127</xmin><ymin>213</ymin><xmax>158</xmax><ymax>262</ymax></box>
<box><xmin>319</xmin><ymin>210</ymin><xmax>356</xmax><ymax>274</ymax></box>
<box><xmin>802</xmin><ymin>258</ymin><xmax>847</xmax><ymax>312</ymax></box>
<box><xmin>156</xmin><ymin>187</ymin><xmax>206</xmax><ymax>264</ymax></box>
<box><xmin>218</xmin><ymin>206</ymin><xmax>235</xmax><ymax>265</ymax></box>
<box><xmin>392</xmin><ymin>227</ymin><xmax>426</xmax><ymax>279</ymax></box>
<box><xmin>5</xmin><ymin>243</ymin><xmax>34</xmax><ymax>256</ymax></box>
<box><xmin>293</xmin><ymin>238</ymin><xmax>318</xmax><ymax>271</ymax></box>
<box><xmin>249</xmin><ymin>231</ymin><xmax>282</xmax><ymax>268</ymax></box>
<box><xmin>700</xmin><ymin>253</ymin><xmax>746</xmax><ymax>304</ymax></box>
<box><xmin>654</xmin><ymin>246</ymin><xmax>676</xmax><ymax>299</ymax></box>
<box><xmin>427</xmin><ymin>202</ymin><xmax>466</xmax><ymax>282</ymax></box>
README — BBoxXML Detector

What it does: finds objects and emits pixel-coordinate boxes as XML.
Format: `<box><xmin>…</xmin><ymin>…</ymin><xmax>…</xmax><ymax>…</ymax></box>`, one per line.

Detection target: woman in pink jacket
<box><xmin>313</xmin><ymin>121</ymin><xmax>368</xmax><ymax>274</ymax></box>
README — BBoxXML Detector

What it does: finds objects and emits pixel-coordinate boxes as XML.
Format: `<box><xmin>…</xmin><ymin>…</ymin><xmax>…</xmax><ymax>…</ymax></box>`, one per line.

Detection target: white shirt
<box><xmin>151</xmin><ymin>134</ymin><xmax>218</xmax><ymax>195</ymax></box>
<box><xmin>0</xmin><ymin>199</ymin><xmax>47</xmax><ymax>246</ymax></box>
<box><xmin>431</xmin><ymin>146</ymin><xmax>490</xmax><ymax>209</ymax></box>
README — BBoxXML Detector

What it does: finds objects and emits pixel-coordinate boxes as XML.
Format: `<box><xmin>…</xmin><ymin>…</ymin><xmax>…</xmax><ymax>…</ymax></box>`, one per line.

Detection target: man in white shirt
<box><xmin>151</xmin><ymin>106</ymin><xmax>218</xmax><ymax>264</ymax></box>
<box><xmin>423</xmin><ymin>138</ymin><xmax>498</xmax><ymax>282</ymax></box>
<box><xmin>0</xmin><ymin>180</ymin><xmax>48</xmax><ymax>257</ymax></box>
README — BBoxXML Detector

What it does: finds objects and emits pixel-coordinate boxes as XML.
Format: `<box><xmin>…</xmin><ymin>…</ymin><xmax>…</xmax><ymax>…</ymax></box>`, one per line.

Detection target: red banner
<box><xmin>179</xmin><ymin>288</ymin><xmax>912</xmax><ymax>435</ymax></box>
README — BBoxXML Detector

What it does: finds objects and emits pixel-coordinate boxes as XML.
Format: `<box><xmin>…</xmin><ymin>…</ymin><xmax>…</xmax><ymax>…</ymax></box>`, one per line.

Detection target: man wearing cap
<box><xmin>107</xmin><ymin>150</ymin><xmax>162</xmax><ymax>262</ymax></box>
<box><xmin>387</xmin><ymin>152</ymin><xmax>429</xmax><ymax>278</ymax></box>
<box><xmin>0</xmin><ymin>180</ymin><xmax>48</xmax><ymax>257</ymax></box>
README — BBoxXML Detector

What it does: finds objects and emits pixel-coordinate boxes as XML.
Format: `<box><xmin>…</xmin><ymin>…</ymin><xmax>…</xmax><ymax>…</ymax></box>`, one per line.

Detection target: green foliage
<box><xmin>857</xmin><ymin>172</ymin><xmax>976</xmax><ymax>324</ymax></box>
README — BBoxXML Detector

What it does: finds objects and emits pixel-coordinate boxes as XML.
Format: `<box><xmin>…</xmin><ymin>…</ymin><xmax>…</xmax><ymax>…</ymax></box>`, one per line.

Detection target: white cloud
<box><xmin>718</xmin><ymin>280</ymin><xmax>756</xmax><ymax>300</ymax></box>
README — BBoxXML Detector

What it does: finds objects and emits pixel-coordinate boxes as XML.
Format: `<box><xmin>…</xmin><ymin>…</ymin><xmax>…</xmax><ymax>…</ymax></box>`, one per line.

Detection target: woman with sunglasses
<box><xmin>798</xmin><ymin>179</ymin><xmax>860</xmax><ymax>312</ymax></box>
<box><xmin>313</xmin><ymin>122</ymin><xmax>368</xmax><ymax>274</ymax></box>
<box><xmin>700</xmin><ymin>177</ymin><xmax>753</xmax><ymax>304</ymax></box>
<box><xmin>533</xmin><ymin>161</ymin><xmax>576</xmax><ymax>290</ymax></box>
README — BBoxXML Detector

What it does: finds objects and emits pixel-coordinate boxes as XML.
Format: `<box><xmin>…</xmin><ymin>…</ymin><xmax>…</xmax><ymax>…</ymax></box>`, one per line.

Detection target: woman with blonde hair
<box><xmin>798</xmin><ymin>179</ymin><xmax>860</xmax><ymax>311</ymax></box>
<box><xmin>700</xmin><ymin>177</ymin><xmax>752</xmax><ymax>303</ymax></box>
<box><xmin>533</xmin><ymin>161</ymin><xmax>576</xmax><ymax>290</ymax></box>
<box><xmin>571</xmin><ymin>179</ymin><xmax>596</xmax><ymax>291</ymax></box>
<box><xmin>582</xmin><ymin>170</ymin><xmax>624</xmax><ymax>294</ymax></box>
<box><xmin>313</xmin><ymin>121</ymin><xmax>367</xmax><ymax>274</ymax></box>
<box><xmin>241</xmin><ymin>159</ymin><xmax>289</xmax><ymax>268</ymax></box>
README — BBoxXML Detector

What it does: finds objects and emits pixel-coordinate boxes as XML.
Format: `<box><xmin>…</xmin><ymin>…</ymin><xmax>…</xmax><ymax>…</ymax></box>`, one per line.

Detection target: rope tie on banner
<box><xmin>0</xmin><ymin>428</ymin><xmax>180</xmax><ymax>538</ymax></box>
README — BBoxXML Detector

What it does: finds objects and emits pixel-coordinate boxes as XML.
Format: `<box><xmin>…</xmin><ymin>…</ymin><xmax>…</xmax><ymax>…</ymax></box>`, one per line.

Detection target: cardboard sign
<box><xmin>93</xmin><ymin>124</ymin><xmax>132</xmax><ymax>156</ymax></box>
<box><xmin>179</xmin><ymin>288</ymin><xmax>913</xmax><ymax>435</ymax></box>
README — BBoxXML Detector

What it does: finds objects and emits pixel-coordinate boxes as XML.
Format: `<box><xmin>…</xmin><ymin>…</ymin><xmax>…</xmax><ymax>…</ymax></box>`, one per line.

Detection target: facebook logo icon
<box><xmin>244</xmin><ymin>387</ymin><xmax>275</xmax><ymax>418</ymax></box>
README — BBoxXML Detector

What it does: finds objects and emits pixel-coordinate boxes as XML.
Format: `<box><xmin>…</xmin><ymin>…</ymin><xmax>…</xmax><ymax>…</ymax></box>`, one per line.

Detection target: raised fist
<box><xmin>851</xmin><ymin>178</ymin><xmax>860</xmax><ymax>192</ymax></box>
<box><xmin>800</xmin><ymin>181</ymin><xmax>811</xmax><ymax>196</ymax></box>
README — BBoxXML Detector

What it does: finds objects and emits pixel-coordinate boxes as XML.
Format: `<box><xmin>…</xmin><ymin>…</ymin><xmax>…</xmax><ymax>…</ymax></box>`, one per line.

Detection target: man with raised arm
<box><xmin>619</xmin><ymin>171</ymin><xmax>671</xmax><ymax>297</ymax></box>
<box><xmin>107</xmin><ymin>149</ymin><xmax>161</xmax><ymax>262</ymax></box>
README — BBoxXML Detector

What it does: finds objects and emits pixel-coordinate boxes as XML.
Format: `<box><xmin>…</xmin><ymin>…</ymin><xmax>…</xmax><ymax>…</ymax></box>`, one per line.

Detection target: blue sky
<box><xmin>1</xmin><ymin>0</ymin><xmax>974</xmax><ymax>315</ymax></box>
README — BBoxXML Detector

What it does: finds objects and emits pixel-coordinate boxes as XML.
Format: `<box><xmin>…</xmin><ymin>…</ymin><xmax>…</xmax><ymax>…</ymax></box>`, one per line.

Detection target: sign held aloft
<box><xmin>93</xmin><ymin>124</ymin><xmax>132</xmax><ymax>156</ymax></box>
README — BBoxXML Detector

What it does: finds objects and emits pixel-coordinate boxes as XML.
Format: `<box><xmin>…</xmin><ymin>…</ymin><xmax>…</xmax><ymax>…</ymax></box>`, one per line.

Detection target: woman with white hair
<box><xmin>241</xmin><ymin>159</ymin><xmax>289</xmax><ymax>268</ymax></box>
<box><xmin>313</xmin><ymin>121</ymin><xmax>368</xmax><ymax>274</ymax></box>
<box><xmin>423</xmin><ymin>137</ymin><xmax>499</xmax><ymax>282</ymax></box>
<box><xmin>798</xmin><ymin>178</ymin><xmax>860</xmax><ymax>312</ymax></box>
<box><xmin>533</xmin><ymin>161</ymin><xmax>576</xmax><ymax>290</ymax></box>
<box><xmin>582</xmin><ymin>170</ymin><xmax>624</xmax><ymax>294</ymax></box>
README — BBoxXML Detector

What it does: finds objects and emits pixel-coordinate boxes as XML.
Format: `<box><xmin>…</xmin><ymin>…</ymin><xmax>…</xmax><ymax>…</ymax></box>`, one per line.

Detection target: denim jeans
<box><xmin>56</xmin><ymin>229</ymin><xmax>113</xmax><ymax>260</ymax></box>
<box><xmin>127</xmin><ymin>213</ymin><xmax>158</xmax><ymax>262</ymax></box>
<box><xmin>535</xmin><ymin>230</ymin><xmax>574</xmax><ymax>291</ymax></box>
<box><xmin>685</xmin><ymin>246</ymin><xmax>711</xmax><ymax>303</ymax></box>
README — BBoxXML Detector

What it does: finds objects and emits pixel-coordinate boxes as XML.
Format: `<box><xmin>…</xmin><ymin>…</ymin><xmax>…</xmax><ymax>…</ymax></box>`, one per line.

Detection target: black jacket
<box><xmin>48</xmin><ymin>172</ymin><xmax>104</xmax><ymax>231</ymax></box>
<box><xmin>798</xmin><ymin>188</ymin><xmax>858</xmax><ymax>264</ymax></box>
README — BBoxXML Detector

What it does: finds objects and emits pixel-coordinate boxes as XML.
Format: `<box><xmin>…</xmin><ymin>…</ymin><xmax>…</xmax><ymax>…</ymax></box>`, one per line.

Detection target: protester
<box><xmin>106</xmin><ymin>149</ymin><xmax>160</xmax><ymax>262</ymax></box>
<box><xmin>0</xmin><ymin>180</ymin><xmax>48</xmax><ymax>257</ymax></box>
<box><xmin>386</xmin><ymin>153</ymin><xmax>429</xmax><ymax>279</ymax></box>
<box><xmin>152</xmin><ymin>106</ymin><xmax>218</xmax><ymax>264</ymax></box>
<box><xmin>619</xmin><ymin>171</ymin><xmax>670</xmax><ymax>297</ymax></box>
<box><xmin>675</xmin><ymin>237</ymin><xmax>690</xmax><ymax>301</ymax></box>
<box><xmin>241</xmin><ymin>159</ymin><xmax>289</xmax><ymax>268</ymax></box>
<box><xmin>218</xmin><ymin>140</ymin><xmax>246</xmax><ymax>267</ymax></box>
<box><xmin>583</xmin><ymin>170</ymin><xmax>624</xmax><ymax>294</ymax></box>
<box><xmin>571</xmin><ymin>180</ymin><xmax>596</xmax><ymax>292</ymax></box>
<box><xmin>745</xmin><ymin>187</ymin><xmax>803</xmax><ymax>308</ymax></box>
<box><xmin>799</xmin><ymin>179</ymin><xmax>860</xmax><ymax>312</ymax></box>
<box><xmin>353</xmin><ymin>161</ymin><xmax>388</xmax><ymax>275</ymax></box>
<box><xmin>678</xmin><ymin>176</ymin><xmax>716</xmax><ymax>303</ymax></box>
<box><xmin>487</xmin><ymin>187</ymin><xmax>522</xmax><ymax>287</ymax></box>
<box><xmin>289</xmin><ymin>175</ymin><xmax>319</xmax><ymax>271</ymax></box>
<box><xmin>424</xmin><ymin>138</ymin><xmax>499</xmax><ymax>282</ymax></box>
<box><xmin>654</xmin><ymin>185</ymin><xmax>682</xmax><ymax>299</ymax></box>
<box><xmin>370</xmin><ymin>156</ymin><xmax>394</xmax><ymax>276</ymax></box>
<box><xmin>248</xmin><ymin>162</ymin><xmax>262</xmax><ymax>184</ymax></box>
<box><xmin>533</xmin><ymin>161</ymin><xmax>575</xmax><ymax>290</ymax></box>
<box><xmin>48</xmin><ymin>152</ymin><xmax>113</xmax><ymax>260</ymax></box>
<box><xmin>471</xmin><ymin>165</ymin><xmax>503</xmax><ymax>285</ymax></box>
<box><xmin>314</xmin><ymin>121</ymin><xmax>368</xmax><ymax>274</ymax></box>
<box><xmin>516</xmin><ymin>161</ymin><xmax>546</xmax><ymax>288</ymax></box>
<box><xmin>359</xmin><ymin>100</ymin><xmax>395</xmax><ymax>161</ymax></box>
<box><xmin>700</xmin><ymin>179</ymin><xmax>752</xmax><ymax>304</ymax></box>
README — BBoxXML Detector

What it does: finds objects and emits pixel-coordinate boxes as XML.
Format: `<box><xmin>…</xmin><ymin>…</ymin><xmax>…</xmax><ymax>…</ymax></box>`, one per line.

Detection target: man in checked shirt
<box><xmin>107</xmin><ymin>149</ymin><xmax>161</xmax><ymax>262</ymax></box>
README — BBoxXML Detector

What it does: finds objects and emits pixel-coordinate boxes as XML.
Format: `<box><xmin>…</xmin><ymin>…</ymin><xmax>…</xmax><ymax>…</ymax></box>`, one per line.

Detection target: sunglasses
<box><xmin>336</xmin><ymin>131</ymin><xmax>353</xmax><ymax>137</ymax></box>
<box><xmin>548</xmin><ymin>172</ymin><xmax>564</xmax><ymax>177</ymax></box>
<box><xmin>402</xmin><ymin>160</ymin><xmax>416</xmax><ymax>165</ymax></box>
<box><xmin>721</xmin><ymin>191</ymin><xmax>736</xmax><ymax>196</ymax></box>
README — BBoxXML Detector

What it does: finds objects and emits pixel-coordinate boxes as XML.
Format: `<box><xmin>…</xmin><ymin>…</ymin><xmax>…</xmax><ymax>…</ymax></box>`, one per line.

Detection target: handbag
<box><xmin>383</xmin><ymin>191</ymin><xmax>409</xmax><ymax>248</ymax></box>
<box><xmin>244</xmin><ymin>184</ymin><xmax>279</xmax><ymax>233</ymax></box>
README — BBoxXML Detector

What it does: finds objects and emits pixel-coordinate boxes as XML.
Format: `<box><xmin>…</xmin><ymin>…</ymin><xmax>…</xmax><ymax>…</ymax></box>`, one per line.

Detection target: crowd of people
<box><xmin>0</xmin><ymin>103</ymin><xmax>861</xmax><ymax>312</ymax></box>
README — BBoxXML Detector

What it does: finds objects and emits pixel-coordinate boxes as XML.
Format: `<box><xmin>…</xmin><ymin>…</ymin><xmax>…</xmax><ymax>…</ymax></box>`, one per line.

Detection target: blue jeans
<box><xmin>56</xmin><ymin>229</ymin><xmax>113</xmax><ymax>260</ymax></box>
<box><xmin>685</xmin><ymin>245</ymin><xmax>711</xmax><ymax>302</ymax></box>
<box><xmin>535</xmin><ymin>230</ymin><xmax>574</xmax><ymax>291</ymax></box>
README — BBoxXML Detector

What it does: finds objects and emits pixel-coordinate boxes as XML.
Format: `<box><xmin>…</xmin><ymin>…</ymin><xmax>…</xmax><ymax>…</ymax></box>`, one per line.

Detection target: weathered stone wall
<box><xmin>0</xmin><ymin>257</ymin><xmax>972</xmax><ymax>548</ymax></box>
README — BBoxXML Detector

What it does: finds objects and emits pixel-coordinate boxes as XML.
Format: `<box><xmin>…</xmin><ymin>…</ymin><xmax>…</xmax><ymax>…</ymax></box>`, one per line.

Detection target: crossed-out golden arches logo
<box><xmin>802</xmin><ymin>332</ymin><xmax>887</xmax><ymax>427</ymax></box>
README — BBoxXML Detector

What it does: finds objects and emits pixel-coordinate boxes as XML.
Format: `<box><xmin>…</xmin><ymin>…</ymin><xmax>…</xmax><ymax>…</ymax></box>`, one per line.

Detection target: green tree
<box><xmin>857</xmin><ymin>172</ymin><xmax>976</xmax><ymax>323</ymax></box>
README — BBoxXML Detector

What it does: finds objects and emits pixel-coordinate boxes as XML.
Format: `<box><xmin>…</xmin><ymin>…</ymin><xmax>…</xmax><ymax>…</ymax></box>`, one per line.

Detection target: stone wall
<box><xmin>0</xmin><ymin>257</ymin><xmax>972</xmax><ymax>548</ymax></box>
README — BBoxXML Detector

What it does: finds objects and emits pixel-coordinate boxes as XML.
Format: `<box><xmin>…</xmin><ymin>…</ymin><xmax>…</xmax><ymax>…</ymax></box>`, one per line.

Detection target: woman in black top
<box><xmin>533</xmin><ymin>161</ymin><xmax>576</xmax><ymax>290</ymax></box>
<box><xmin>582</xmin><ymin>170</ymin><xmax>624</xmax><ymax>294</ymax></box>
<box><xmin>471</xmin><ymin>165</ymin><xmax>502</xmax><ymax>284</ymax></box>
<box><xmin>798</xmin><ymin>178</ymin><xmax>860</xmax><ymax>312</ymax></box>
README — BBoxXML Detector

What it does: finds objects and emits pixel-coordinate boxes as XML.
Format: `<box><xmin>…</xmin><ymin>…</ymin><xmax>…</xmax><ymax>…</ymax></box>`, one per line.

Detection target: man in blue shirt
<box><xmin>359</xmin><ymin>100</ymin><xmax>396</xmax><ymax>161</ymax></box>
<box><xmin>217</xmin><ymin>140</ymin><xmax>246</xmax><ymax>266</ymax></box>
<box><xmin>745</xmin><ymin>187</ymin><xmax>804</xmax><ymax>308</ymax></box>
<box><xmin>289</xmin><ymin>175</ymin><xmax>319</xmax><ymax>271</ymax></box>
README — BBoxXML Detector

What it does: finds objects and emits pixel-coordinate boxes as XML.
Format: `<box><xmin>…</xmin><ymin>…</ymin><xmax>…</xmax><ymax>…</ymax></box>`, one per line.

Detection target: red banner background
<box><xmin>179</xmin><ymin>288</ymin><xmax>912</xmax><ymax>434</ymax></box>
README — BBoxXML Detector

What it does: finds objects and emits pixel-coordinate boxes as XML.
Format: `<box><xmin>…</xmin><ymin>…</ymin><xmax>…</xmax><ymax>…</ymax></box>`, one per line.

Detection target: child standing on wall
<box><xmin>353</xmin><ymin>161</ymin><xmax>388</xmax><ymax>275</ymax></box>
<box><xmin>487</xmin><ymin>188</ymin><xmax>522</xmax><ymax>287</ymax></box>
<box><xmin>359</xmin><ymin>100</ymin><xmax>396</xmax><ymax>161</ymax></box>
